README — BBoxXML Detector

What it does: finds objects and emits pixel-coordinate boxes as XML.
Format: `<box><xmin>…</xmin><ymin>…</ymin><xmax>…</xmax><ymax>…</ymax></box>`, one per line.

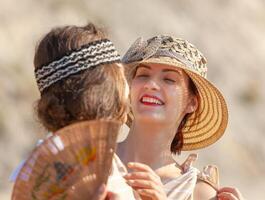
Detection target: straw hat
<box><xmin>122</xmin><ymin>35</ymin><xmax>228</xmax><ymax>151</ymax></box>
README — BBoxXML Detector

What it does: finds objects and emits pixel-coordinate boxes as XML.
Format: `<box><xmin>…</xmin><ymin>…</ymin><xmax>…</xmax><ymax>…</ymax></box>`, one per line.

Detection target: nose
<box><xmin>143</xmin><ymin>79</ymin><xmax>160</xmax><ymax>91</ymax></box>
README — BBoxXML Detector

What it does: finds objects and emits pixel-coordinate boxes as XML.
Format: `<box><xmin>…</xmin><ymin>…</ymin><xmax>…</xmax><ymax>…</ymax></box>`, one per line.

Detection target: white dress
<box><xmin>111</xmin><ymin>153</ymin><xmax>219</xmax><ymax>200</ymax></box>
<box><xmin>163</xmin><ymin>154</ymin><xmax>219</xmax><ymax>200</ymax></box>
<box><xmin>107</xmin><ymin>154</ymin><xmax>138</xmax><ymax>199</ymax></box>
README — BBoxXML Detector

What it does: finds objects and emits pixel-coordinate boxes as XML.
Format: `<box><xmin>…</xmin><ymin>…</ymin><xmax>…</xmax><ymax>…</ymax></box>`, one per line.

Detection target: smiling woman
<box><xmin>131</xmin><ymin>64</ymin><xmax>199</xmax><ymax>154</ymax></box>
<box><xmin>132</xmin><ymin>64</ymin><xmax>195</xmax><ymax>125</ymax></box>
<box><xmin>118</xmin><ymin>35</ymin><xmax>244</xmax><ymax>200</ymax></box>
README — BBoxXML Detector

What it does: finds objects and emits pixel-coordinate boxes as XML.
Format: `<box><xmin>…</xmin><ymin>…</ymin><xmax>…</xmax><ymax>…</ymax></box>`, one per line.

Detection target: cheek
<box><xmin>166</xmin><ymin>87</ymin><xmax>190</xmax><ymax>117</ymax></box>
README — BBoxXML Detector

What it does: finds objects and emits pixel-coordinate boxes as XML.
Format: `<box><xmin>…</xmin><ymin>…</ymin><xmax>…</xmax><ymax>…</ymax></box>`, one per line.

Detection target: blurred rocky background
<box><xmin>0</xmin><ymin>0</ymin><xmax>264</xmax><ymax>199</ymax></box>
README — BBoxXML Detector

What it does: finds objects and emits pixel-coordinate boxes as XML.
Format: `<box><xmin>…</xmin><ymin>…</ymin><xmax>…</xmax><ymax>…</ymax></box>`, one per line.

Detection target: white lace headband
<box><xmin>35</xmin><ymin>39</ymin><xmax>121</xmax><ymax>93</ymax></box>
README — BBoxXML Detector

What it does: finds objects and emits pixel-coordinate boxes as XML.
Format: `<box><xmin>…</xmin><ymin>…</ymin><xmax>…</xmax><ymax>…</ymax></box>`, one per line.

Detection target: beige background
<box><xmin>0</xmin><ymin>0</ymin><xmax>265</xmax><ymax>199</ymax></box>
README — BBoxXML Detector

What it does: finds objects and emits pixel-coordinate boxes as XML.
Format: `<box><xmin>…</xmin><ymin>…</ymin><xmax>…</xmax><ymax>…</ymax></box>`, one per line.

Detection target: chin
<box><xmin>135</xmin><ymin>112</ymin><xmax>166</xmax><ymax>124</ymax></box>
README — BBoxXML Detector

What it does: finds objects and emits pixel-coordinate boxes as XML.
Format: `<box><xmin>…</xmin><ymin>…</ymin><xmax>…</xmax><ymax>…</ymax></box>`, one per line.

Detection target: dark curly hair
<box><xmin>34</xmin><ymin>23</ymin><xmax>128</xmax><ymax>132</ymax></box>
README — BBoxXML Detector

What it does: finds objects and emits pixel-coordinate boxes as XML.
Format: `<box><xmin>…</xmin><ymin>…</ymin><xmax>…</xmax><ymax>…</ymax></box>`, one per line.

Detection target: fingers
<box><xmin>218</xmin><ymin>187</ymin><xmax>243</xmax><ymax>199</ymax></box>
<box><xmin>128</xmin><ymin>162</ymin><xmax>157</xmax><ymax>174</ymax></box>
<box><xmin>137</xmin><ymin>189</ymin><xmax>161</xmax><ymax>199</ymax></box>
<box><xmin>127</xmin><ymin>162</ymin><xmax>153</xmax><ymax>171</ymax></box>
<box><xmin>126</xmin><ymin>179</ymin><xmax>159</xmax><ymax>190</ymax></box>
<box><xmin>124</xmin><ymin>166</ymin><xmax>162</xmax><ymax>191</ymax></box>
<box><xmin>217</xmin><ymin>192</ymin><xmax>238</xmax><ymax>200</ymax></box>
<box><xmin>126</xmin><ymin>162</ymin><xmax>167</xmax><ymax>200</ymax></box>
<box><xmin>124</xmin><ymin>171</ymin><xmax>160</xmax><ymax>183</ymax></box>
<box><xmin>218</xmin><ymin>187</ymin><xmax>239</xmax><ymax>193</ymax></box>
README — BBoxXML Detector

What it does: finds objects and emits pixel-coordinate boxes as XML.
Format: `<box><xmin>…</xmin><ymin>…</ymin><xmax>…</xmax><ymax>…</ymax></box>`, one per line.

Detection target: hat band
<box><xmin>35</xmin><ymin>39</ymin><xmax>121</xmax><ymax>93</ymax></box>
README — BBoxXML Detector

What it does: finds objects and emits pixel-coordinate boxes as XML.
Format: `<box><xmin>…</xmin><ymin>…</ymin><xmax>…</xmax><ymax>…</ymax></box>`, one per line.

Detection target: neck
<box><xmin>118</xmin><ymin>120</ymin><xmax>178</xmax><ymax>170</ymax></box>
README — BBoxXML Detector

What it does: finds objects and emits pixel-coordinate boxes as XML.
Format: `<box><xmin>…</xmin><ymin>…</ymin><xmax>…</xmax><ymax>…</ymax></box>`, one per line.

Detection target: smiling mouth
<box><xmin>140</xmin><ymin>96</ymin><xmax>164</xmax><ymax>106</ymax></box>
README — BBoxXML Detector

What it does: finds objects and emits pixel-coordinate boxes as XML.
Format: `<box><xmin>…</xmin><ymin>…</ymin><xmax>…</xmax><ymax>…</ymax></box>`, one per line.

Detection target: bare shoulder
<box><xmin>155</xmin><ymin>163</ymin><xmax>182</xmax><ymax>180</ymax></box>
<box><xmin>193</xmin><ymin>180</ymin><xmax>217</xmax><ymax>200</ymax></box>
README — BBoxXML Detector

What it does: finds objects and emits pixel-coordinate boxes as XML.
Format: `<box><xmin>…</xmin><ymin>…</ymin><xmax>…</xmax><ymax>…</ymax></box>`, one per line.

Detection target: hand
<box><xmin>93</xmin><ymin>184</ymin><xmax>120</xmax><ymax>200</ymax></box>
<box><xmin>217</xmin><ymin>187</ymin><xmax>244</xmax><ymax>200</ymax></box>
<box><xmin>124</xmin><ymin>162</ymin><xmax>167</xmax><ymax>200</ymax></box>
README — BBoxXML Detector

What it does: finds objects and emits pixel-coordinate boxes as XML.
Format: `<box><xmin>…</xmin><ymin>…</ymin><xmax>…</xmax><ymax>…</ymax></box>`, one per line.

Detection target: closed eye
<box><xmin>164</xmin><ymin>78</ymin><xmax>176</xmax><ymax>83</ymax></box>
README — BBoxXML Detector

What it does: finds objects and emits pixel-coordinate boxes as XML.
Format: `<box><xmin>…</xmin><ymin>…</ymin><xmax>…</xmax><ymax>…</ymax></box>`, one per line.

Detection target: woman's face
<box><xmin>130</xmin><ymin>63</ymin><xmax>197</xmax><ymax>126</ymax></box>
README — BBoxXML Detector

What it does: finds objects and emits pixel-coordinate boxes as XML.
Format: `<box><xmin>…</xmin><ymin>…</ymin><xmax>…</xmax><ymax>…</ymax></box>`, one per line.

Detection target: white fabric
<box><xmin>163</xmin><ymin>166</ymin><xmax>199</xmax><ymax>200</ymax></box>
<box><xmin>107</xmin><ymin>154</ymin><xmax>137</xmax><ymax>199</ymax></box>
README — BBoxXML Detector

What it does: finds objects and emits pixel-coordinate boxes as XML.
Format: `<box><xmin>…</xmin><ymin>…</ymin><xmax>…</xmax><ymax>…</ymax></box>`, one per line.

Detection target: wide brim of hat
<box><xmin>125</xmin><ymin>57</ymin><xmax>228</xmax><ymax>151</ymax></box>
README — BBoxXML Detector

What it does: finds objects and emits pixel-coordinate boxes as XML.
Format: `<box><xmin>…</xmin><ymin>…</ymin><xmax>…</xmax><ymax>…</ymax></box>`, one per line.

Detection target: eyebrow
<box><xmin>162</xmin><ymin>68</ymin><xmax>181</xmax><ymax>75</ymax></box>
<box><xmin>137</xmin><ymin>64</ymin><xmax>181</xmax><ymax>75</ymax></box>
<box><xmin>136</xmin><ymin>65</ymin><xmax>151</xmax><ymax>70</ymax></box>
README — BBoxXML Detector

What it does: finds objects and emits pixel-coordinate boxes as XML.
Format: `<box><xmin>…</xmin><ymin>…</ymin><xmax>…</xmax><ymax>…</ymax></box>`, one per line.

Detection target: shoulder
<box><xmin>156</xmin><ymin>163</ymin><xmax>182</xmax><ymax>181</ymax></box>
<box><xmin>193</xmin><ymin>180</ymin><xmax>217</xmax><ymax>200</ymax></box>
<box><xmin>193</xmin><ymin>164</ymin><xmax>219</xmax><ymax>200</ymax></box>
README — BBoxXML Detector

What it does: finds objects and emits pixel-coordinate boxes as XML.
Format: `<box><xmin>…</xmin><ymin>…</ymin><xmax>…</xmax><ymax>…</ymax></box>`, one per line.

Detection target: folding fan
<box><xmin>12</xmin><ymin>119</ymin><xmax>121</xmax><ymax>200</ymax></box>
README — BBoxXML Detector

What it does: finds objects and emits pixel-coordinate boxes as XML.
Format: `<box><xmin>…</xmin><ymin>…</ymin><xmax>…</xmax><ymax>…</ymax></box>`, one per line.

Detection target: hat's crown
<box><xmin>122</xmin><ymin>35</ymin><xmax>207</xmax><ymax>78</ymax></box>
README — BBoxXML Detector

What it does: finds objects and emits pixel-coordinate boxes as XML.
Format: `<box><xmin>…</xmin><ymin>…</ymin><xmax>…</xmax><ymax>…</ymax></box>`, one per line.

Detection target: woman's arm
<box><xmin>193</xmin><ymin>182</ymin><xmax>245</xmax><ymax>200</ymax></box>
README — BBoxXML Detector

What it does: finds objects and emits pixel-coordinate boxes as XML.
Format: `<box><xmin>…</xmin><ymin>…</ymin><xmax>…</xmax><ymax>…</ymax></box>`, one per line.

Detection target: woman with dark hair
<box><xmin>34</xmin><ymin>24</ymin><xmax>128</xmax><ymax>131</ymax></box>
<box><xmin>118</xmin><ymin>35</ymin><xmax>244</xmax><ymax>200</ymax></box>
<box><xmin>11</xmin><ymin>23</ymin><xmax>136</xmax><ymax>200</ymax></box>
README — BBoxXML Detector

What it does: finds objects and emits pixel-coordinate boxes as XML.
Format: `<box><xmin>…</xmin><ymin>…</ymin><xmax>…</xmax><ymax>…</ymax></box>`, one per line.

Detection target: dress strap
<box><xmin>197</xmin><ymin>165</ymin><xmax>219</xmax><ymax>191</ymax></box>
<box><xmin>180</xmin><ymin>153</ymin><xmax>198</xmax><ymax>173</ymax></box>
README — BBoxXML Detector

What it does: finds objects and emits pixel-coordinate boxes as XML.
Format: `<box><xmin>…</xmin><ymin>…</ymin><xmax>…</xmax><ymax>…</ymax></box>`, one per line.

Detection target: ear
<box><xmin>186</xmin><ymin>95</ymin><xmax>198</xmax><ymax>114</ymax></box>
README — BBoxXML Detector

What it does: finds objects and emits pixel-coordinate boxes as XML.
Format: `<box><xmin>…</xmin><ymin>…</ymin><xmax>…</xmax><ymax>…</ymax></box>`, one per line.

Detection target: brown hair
<box><xmin>170</xmin><ymin>79</ymin><xmax>200</xmax><ymax>154</ymax></box>
<box><xmin>34</xmin><ymin>23</ymin><xmax>127</xmax><ymax>132</ymax></box>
